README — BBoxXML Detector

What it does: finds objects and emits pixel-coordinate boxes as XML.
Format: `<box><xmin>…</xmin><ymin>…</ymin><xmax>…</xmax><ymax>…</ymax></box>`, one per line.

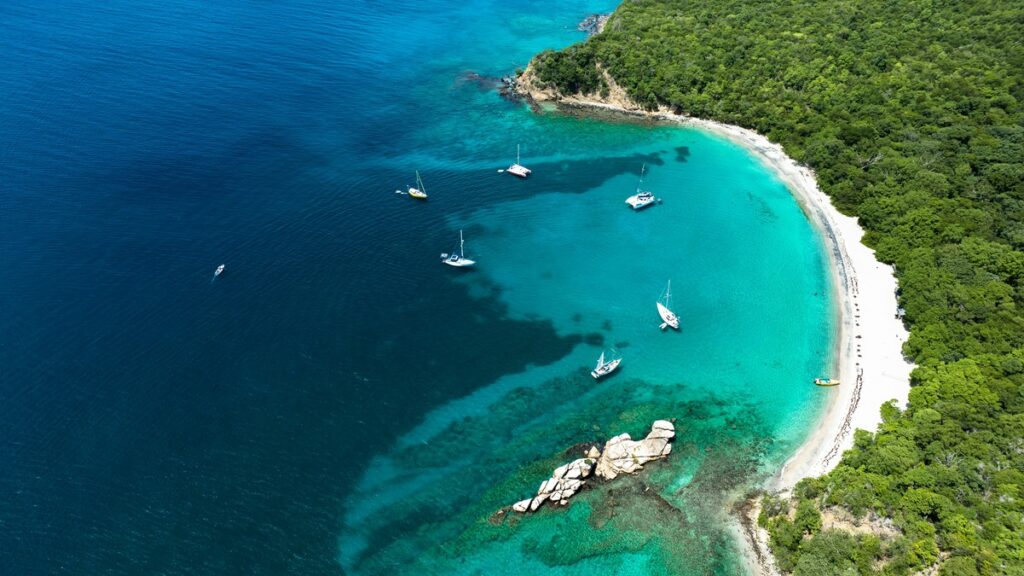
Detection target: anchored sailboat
<box><xmin>505</xmin><ymin>144</ymin><xmax>531</xmax><ymax>178</ymax></box>
<box><xmin>441</xmin><ymin>230</ymin><xmax>476</xmax><ymax>268</ymax></box>
<box><xmin>657</xmin><ymin>280</ymin><xmax>680</xmax><ymax>330</ymax></box>
<box><xmin>625</xmin><ymin>163</ymin><xmax>660</xmax><ymax>210</ymax></box>
<box><xmin>591</xmin><ymin>350</ymin><xmax>622</xmax><ymax>380</ymax></box>
<box><xmin>407</xmin><ymin>170</ymin><xmax>428</xmax><ymax>199</ymax></box>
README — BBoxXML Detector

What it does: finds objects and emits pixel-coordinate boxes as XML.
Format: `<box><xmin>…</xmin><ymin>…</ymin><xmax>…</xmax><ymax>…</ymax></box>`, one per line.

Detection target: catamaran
<box><xmin>625</xmin><ymin>163</ymin><xmax>659</xmax><ymax>210</ymax></box>
<box><xmin>505</xmin><ymin>144</ymin><xmax>531</xmax><ymax>178</ymax></box>
<box><xmin>657</xmin><ymin>279</ymin><xmax>680</xmax><ymax>330</ymax></box>
<box><xmin>407</xmin><ymin>171</ymin><xmax>428</xmax><ymax>199</ymax></box>
<box><xmin>441</xmin><ymin>230</ymin><xmax>476</xmax><ymax>268</ymax></box>
<box><xmin>591</xmin><ymin>350</ymin><xmax>622</xmax><ymax>379</ymax></box>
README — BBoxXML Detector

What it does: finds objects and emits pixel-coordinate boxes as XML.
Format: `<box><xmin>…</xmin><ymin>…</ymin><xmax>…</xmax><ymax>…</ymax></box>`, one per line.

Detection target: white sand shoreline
<box><xmin>526</xmin><ymin>96</ymin><xmax>914</xmax><ymax>574</ymax></box>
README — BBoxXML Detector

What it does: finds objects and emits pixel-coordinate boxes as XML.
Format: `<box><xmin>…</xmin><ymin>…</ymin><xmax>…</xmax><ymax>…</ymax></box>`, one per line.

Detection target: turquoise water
<box><xmin>342</xmin><ymin>123</ymin><xmax>834</xmax><ymax>574</ymax></box>
<box><xmin>1</xmin><ymin>0</ymin><xmax>832</xmax><ymax>574</ymax></box>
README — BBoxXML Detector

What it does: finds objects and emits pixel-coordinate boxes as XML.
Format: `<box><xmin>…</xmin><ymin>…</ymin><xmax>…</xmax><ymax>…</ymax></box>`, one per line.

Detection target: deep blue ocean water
<box><xmin>1</xmin><ymin>1</ymin><xmax>834</xmax><ymax>574</ymax></box>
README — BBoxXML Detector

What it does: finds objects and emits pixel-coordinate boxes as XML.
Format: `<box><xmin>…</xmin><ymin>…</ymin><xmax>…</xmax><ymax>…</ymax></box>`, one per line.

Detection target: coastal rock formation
<box><xmin>594</xmin><ymin>420</ymin><xmax>675</xmax><ymax>480</ymax></box>
<box><xmin>511</xmin><ymin>457</ymin><xmax>595</xmax><ymax>512</ymax></box>
<box><xmin>515</xmin><ymin>62</ymin><xmax>646</xmax><ymax>113</ymax></box>
<box><xmin>577</xmin><ymin>13</ymin><xmax>610</xmax><ymax>36</ymax></box>
<box><xmin>510</xmin><ymin>421</ymin><xmax>675</xmax><ymax>513</ymax></box>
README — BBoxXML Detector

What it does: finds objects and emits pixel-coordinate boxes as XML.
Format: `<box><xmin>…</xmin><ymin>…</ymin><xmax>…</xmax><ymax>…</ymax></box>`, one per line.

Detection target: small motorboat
<box><xmin>214</xmin><ymin>264</ymin><xmax>225</xmax><ymax>277</ymax></box>
<box><xmin>814</xmin><ymin>378</ymin><xmax>840</xmax><ymax>387</ymax></box>
<box><xmin>591</xmin><ymin>350</ymin><xmax>622</xmax><ymax>380</ymax></box>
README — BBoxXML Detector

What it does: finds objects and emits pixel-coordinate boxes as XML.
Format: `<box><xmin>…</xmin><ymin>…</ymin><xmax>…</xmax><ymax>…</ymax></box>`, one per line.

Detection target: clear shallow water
<box><xmin>0</xmin><ymin>1</ymin><xmax>832</xmax><ymax>575</ymax></box>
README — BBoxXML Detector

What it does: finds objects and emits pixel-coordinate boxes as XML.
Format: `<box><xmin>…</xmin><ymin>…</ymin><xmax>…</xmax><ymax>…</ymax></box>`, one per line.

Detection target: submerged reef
<box><xmin>341</xmin><ymin>367</ymin><xmax>780</xmax><ymax>575</ymax></box>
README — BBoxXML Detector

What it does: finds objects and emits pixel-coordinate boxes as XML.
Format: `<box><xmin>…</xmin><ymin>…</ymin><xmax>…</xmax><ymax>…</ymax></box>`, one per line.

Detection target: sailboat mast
<box><xmin>637</xmin><ymin>164</ymin><xmax>646</xmax><ymax>193</ymax></box>
<box><xmin>459</xmin><ymin>229</ymin><xmax>465</xmax><ymax>258</ymax></box>
<box><xmin>516</xmin><ymin>144</ymin><xmax>520</xmax><ymax>165</ymax></box>
<box><xmin>666</xmin><ymin>280</ymin><xmax>672</xmax><ymax>303</ymax></box>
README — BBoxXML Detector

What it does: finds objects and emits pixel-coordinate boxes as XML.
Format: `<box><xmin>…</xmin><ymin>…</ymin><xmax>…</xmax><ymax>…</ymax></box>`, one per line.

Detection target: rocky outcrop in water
<box><xmin>458</xmin><ymin>70</ymin><xmax>531</xmax><ymax>106</ymax></box>
<box><xmin>595</xmin><ymin>420</ymin><xmax>675</xmax><ymax>480</ymax></box>
<box><xmin>509</xmin><ymin>420</ymin><xmax>675</xmax><ymax>513</ymax></box>
<box><xmin>512</xmin><ymin>457</ymin><xmax>596</xmax><ymax>512</ymax></box>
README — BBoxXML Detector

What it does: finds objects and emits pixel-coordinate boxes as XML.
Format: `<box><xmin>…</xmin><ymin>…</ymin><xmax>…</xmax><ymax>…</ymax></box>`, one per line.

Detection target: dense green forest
<box><xmin>528</xmin><ymin>0</ymin><xmax>1024</xmax><ymax>574</ymax></box>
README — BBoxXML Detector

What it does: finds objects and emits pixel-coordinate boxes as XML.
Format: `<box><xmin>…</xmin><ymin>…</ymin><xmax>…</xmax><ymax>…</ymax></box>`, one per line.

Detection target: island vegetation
<box><xmin>526</xmin><ymin>0</ymin><xmax>1024</xmax><ymax>574</ymax></box>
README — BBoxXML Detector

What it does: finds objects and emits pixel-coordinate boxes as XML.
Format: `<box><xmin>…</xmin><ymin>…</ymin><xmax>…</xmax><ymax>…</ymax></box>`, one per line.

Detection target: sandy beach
<box><xmin>688</xmin><ymin>113</ymin><xmax>916</xmax><ymax>574</ymax></box>
<box><xmin>680</xmin><ymin>117</ymin><xmax>914</xmax><ymax>491</ymax></box>
<box><xmin>519</xmin><ymin>88</ymin><xmax>915</xmax><ymax>573</ymax></box>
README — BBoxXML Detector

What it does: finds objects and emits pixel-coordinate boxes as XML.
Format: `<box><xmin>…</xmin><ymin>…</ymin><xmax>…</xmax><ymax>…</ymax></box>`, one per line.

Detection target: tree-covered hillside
<box><xmin>529</xmin><ymin>0</ymin><xmax>1024</xmax><ymax>574</ymax></box>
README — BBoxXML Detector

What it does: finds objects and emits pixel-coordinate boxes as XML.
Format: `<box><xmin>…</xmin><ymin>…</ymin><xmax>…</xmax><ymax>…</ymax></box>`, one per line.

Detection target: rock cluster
<box><xmin>594</xmin><ymin>420</ymin><xmax>675</xmax><ymax>480</ymax></box>
<box><xmin>577</xmin><ymin>13</ymin><xmax>610</xmax><ymax>36</ymax></box>
<box><xmin>509</xmin><ymin>420</ymin><xmax>675</xmax><ymax>513</ymax></box>
<box><xmin>512</xmin><ymin>457</ymin><xmax>595</xmax><ymax>513</ymax></box>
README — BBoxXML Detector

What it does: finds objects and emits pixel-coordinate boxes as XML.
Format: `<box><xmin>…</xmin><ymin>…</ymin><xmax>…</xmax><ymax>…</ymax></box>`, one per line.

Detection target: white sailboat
<box><xmin>407</xmin><ymin>170</ymin><xmax>428</xmax><ymax>199</ymax></box>
<box><xmin>441</xmin><ymin>230</ymin><xmax>476</xmax><ymax>268</ymax></box>
<box><xmin>625</xmin><ymin>163</ymin><xmax>659</xmax><ymax>210</ymax></box>
<box><xmin>591</xmin><ymin>350</ymin><xmax>622</xmax><ymax>379</ymax></box>
<box><xmin>505</xmin><ymin>144</ymin><xmax>531</xmax><ymax>178</ymax></box>
<box><xmin>657</xmin><ymin>280</ymin><xmax>680</xmax><ymax>330</ymax></box>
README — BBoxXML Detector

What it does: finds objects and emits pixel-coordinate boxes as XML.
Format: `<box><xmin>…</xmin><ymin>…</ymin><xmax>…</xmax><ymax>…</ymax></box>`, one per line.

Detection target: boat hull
<box><xmin>442</xmin><ymin>257</ymin><xmax>475</xmax><ymax>268</ymax></box>
<box><xmin>657</xmin><ymin>302</ymin><xmax>679</xmax><ymax>330</ymax></box>
<box><xmin>408</xmin><ymin>187</ymin><xmax>428</xmax><ymax>199</ymax></box>
<box><xmin>625</xmin><ymin>194</ymin><xmax>658</xmax><ymax>210</ymax></box>
<box><xmin>507</xmin><ymin>164</ymin><xmax>531</xmax><ymax>178</ymax></box>
<box><xmin>591</xmin><ymin>358</ymin><xmax>621</xmax><ymax>379</ymax></box>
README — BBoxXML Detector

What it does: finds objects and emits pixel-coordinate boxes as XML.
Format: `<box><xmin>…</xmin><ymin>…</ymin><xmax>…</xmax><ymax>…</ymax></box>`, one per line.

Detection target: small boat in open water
<box><xmin>814</xmin><ymin>378</ymin><xmax>840</xmax><ymax>386</ymax></box>
<box><xmin>591</xmin><ymin>350</ymin><xmax>621</xmax><ymax>379</ymax></box>
<box><xmin>407</xmin><ymin>170</ymin><xmax>428</xmax><ymax>199</ymax></box>
<box><xmin>441</xmin><ymin>230</ymin><xmax>476</xmax><ymax>268</ymax></box>
<box><xmin>625</xmin><ymin>164</ymin><xmax>660</xmax><ymax>210</ymax></box>
<box><xmin>657</xmin><ymin>279</ymin><xmax>679</xmax><ymax>330</ymax></box>
<box><xmin>504</xmin><ymin>144</ymin><xmax>531</xmax><ymax>178</ymax></box>
<box><xmin>214</xmin><ymin>264</ymin><xmax>225</xmax><ymax>277</ymax></box>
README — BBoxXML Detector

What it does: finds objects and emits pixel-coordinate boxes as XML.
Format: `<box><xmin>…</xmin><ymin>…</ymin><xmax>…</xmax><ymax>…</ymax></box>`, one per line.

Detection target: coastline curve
<box><xmin>514</xmin><ymin>88</ymin><xmax>915</xmax><ymax>573</ymax></box>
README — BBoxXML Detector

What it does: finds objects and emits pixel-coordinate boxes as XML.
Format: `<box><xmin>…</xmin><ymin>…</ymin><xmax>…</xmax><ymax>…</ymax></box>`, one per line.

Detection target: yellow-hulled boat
<box><xmin>407</xmin><ymin>170</ymin><xmax>428</xmax><ymax>199</ymax></box>
<box><xmin>814</xmin><ymin>378</ymin><xmax>840</xmax><ymax>386</ymax></box>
